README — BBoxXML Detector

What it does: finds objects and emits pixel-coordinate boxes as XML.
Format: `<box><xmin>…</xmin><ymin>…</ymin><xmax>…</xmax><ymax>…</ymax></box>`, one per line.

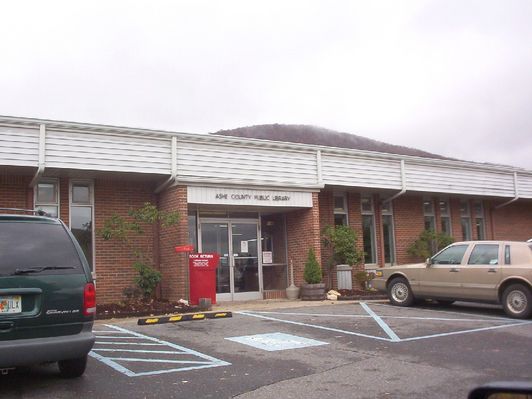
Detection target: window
<box><xmin>188</xmin><ymin>210</ymin><xmax>198</xmax><ymax>251</ymax></box>
<box><xmin>70</xmin><ymin>181</ymin><xmax>94</xmax><ymax>271</ymax></box>
<box><xmin>361</xmin><ymin>195</ymin><xmax>376</xmax><ymax>264</ymax></box>
<box><xmin>473</xmin><ymin>200</ymin><xmax>485</xmax><ymax>240</ymax></box>
<box><xmin>381</xmin><ymin>201</ymin><xmax>395</xmax><ymax>264</ymax></box>
<box><xmin>468</xmin><ymin>244</ymin><xmax>499</xmax><ymax>265</ymax></box>
<box><xmin>460</xmin><ymin>200</ymin><xmax>472</xmax><ymax>241</ymax></box>
<box><xmin>35</xmin><ymin>180</ymin><xmax>59</xmax><ymax>218</ymax></box>
<box><xmin>423</xmin><ymin>197</ymin><xmax>435</xmax><ymax>231</ymax></box>
<box><xmin>439</xmin><ymin>199</ymin><xmax>452</xmax><ymax>235</ymax></box>
<box><xmin>333</xmin><ymin>193</ymin><xmax>348</xmax><ymax>226</ymax></box>
<box><xmin>432</xmin><ymin>245</ymin><xmax>468</xmax><ymax>265</ymax></box>
<box><xmin>505</xmin><ymin>245</ymin><xmax>511</xmax><ymax>265</ymax></box>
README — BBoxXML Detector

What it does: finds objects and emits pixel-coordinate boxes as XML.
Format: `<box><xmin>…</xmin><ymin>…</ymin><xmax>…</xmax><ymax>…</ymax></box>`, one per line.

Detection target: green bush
<box><xmin>322</xmin><ymin>225</ymin><xmax>363</xmax><ymax>266</ymax></box>
<box><xmin>303</xmin><ymin>248</ymin><xmax>322</xmax><ymax>284</ymax></box>
<box><xmin>407</xmin><ymin>230</ymin><xmax>454</xmax><ymax>261</ymax></box>
<box><xmin>133</xmin><ymin>262</ymin><xmax>162</xmax><ymax>299</ymax></box>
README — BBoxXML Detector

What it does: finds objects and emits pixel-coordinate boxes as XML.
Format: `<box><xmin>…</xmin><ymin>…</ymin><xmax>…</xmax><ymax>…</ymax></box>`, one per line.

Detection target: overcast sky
<box><xmin>1</xmin><ymin>1</ymin><xmax>531</xmax><ymax>169</ymax></box>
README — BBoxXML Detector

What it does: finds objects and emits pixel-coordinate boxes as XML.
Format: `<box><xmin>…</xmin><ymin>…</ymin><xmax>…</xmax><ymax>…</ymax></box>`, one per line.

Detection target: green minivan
<box><xmin>0</xmin><ymin>211</ymin><xmax>95</xmax><ymax>377</ymax></box>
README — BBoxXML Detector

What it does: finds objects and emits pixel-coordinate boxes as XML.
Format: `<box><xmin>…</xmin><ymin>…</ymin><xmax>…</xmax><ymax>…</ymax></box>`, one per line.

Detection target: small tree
<box><xmin>100</xmin><ymin>202</ymin><xmax>180</xmax><ymax>299</ymax></box>
<box><xmin>407</xmin><ymin>230</ymin><xmax>454</xmax><ymax>261</ymax></box>
<box><xmin>322</xmin><ymin>225</ymin><xmax>364</xmax><ymax>288</ymax></box>
<box><xmin>303</xmin><ymin>248</ymin><xmax>322</xmax><ymax>284</ymax></box>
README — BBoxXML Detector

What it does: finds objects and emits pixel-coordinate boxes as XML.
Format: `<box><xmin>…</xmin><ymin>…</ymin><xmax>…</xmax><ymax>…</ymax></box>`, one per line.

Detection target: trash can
<box><xmin>336</xmin><ymin>264</ymin><xmax>353</xmax><ymax>290</ymax></box>
<box><xmin>189</xmin><ymin>253</ymin><xmax>220</xmax><ymax>306</ymax></box>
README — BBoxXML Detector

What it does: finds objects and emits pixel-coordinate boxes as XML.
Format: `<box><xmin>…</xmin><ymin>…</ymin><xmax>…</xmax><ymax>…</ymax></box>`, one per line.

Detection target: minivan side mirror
<box><xmin>425</xmin><ymin>258</ymin><xmax>432</xmax><ymax>267</ymax></box>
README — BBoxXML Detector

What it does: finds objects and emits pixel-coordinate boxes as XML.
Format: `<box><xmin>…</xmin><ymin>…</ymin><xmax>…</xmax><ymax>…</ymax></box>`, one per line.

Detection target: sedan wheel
<box><xmin>502</xmin><ymin>284</ymin><xmax>532</xmax><ymax>319</ymax></box>
<box><xmin>388</xmin><ymin>277</ymin><xmax>414</xmax><ymax>307</ymax></box>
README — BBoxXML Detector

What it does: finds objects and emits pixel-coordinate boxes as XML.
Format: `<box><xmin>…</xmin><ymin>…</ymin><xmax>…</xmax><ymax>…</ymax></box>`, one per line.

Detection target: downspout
<box><xmin>495</xmin><ymin>172</ymin><xmax>519</xmax><ymax>209</ymax></box>
<box><xmin>316</xmin><ymin>150</ymin><xmax>323</xmax><ymax>186</ymax></box>
<box><xmin>382</xmin><ymin>159</ymin><xmax>406</xmax><ymax>204</ymax></box>
<box><xmin>29</xmin><ymin>124</ymin><xmax>46</xmax><ymax>187</ymax></box>
<box><xmin>155</xmin><ymin>136</ymin><xmax>178</xmax><ymax>194</ymax></box>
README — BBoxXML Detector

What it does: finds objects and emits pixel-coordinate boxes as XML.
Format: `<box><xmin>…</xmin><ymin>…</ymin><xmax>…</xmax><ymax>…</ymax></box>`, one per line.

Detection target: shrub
<box><xmin>100</xmin><ymin>202</ymin><xmax>180</xmax><ymax>299</ymax></box>
<box><xmin>303</xmin><ymin>248</ymin><xmax>322</xmax><ymax>284</ymax></box>
<box><xmin>322</xmin><ymin>225</ymin><xmax>364</xmax><ymax>288</ymax></box>
<box><xmin>133</xmin><ymin>262</ymin><xmax>162</xmax><ymax>299</ymax></box>
<box><xmin>407</xmin><ymin>230</ymin><xmax>454</xmax><ymax>261</ymax></box>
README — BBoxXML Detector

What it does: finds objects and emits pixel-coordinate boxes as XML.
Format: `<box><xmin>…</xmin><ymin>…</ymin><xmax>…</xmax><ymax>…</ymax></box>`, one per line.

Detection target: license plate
<box><xmin>0</xmin><ymin>295</ymin><xmax>22</xmax><ymax>314</ymax></box>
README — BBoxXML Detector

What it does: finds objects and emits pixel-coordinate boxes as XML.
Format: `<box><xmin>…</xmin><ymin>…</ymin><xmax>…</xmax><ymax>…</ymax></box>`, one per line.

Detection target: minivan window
<box><xmin>0</xmin><ymin>222</ymin><xmax>82</xmax><ymax>275</ymax></box>
<box><xmin>432</xmin><ymin>245</ymin><xmax>468</xmax><ymax>265</ymax></box>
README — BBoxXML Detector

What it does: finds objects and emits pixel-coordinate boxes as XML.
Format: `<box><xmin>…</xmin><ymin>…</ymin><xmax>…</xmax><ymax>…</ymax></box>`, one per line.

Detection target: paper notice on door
<box><xmin>241</xmin><ymin>240</ymin><xmax>248</xmax><ymax>253</ymax></box>
<box><xmin>262</xmin><ymin>251</ymin><xmax>273</xmax><ymax>264</ymax></box>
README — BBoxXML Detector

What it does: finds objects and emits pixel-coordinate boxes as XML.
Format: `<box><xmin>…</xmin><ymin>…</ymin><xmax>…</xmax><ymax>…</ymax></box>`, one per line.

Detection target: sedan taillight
<box><xmin>83</xmin><ymin>283</ymin><xmax>96</xmax><ymax>317</ymax></box>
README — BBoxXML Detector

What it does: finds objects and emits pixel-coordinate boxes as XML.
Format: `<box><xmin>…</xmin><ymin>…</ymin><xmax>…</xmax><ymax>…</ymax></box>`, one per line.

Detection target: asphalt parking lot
<box><xmin>1</xmin><ymin>300</ymin><xmax>531</xmax><ymax>399</ymax></box>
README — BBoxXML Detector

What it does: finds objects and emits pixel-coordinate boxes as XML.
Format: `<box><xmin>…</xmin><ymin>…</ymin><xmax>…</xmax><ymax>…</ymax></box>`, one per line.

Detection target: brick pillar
<box><xmin>393</xmin><ymin>195</ymin><xmax>424</xmax><ymax>265</ymax></box>
<box><xmin>318</xmin><ymin>190</ymin><xmax>334</xmax><ymax>286</ymax></box>
<box><xmin>286</xmin><ymin>192</ymin><xmax>322</xmax><ymax>287</ymax></box>
<box><xmin>59</xmin><ymin>177</ymin><xmax>69</xmax><ymax>225</ymax></box>
<box><xmin>158</xmin><ymin>185</ymin><xmax>189</xmax><ymax>302</ymax></box>
<box><xmin>450</xmin><ymin>198</ymin><xmax>463</xmax><ymax>240</ymax></box>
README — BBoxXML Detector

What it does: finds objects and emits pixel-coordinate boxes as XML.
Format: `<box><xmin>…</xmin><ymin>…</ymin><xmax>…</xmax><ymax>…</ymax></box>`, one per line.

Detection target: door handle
<box><xmin>0</xmin><ymin>322</ymin><xmax>14</xmax><ymax>333</ymax></box>
<box><xmin>488</xmin><ymin>268</ymin><xmax>497</xmax><ymax>273</ymax></box>
<box><xmin>449</xmin><ymin>268</ymin><xmax>460</xmax><ymax>273</ymax></box>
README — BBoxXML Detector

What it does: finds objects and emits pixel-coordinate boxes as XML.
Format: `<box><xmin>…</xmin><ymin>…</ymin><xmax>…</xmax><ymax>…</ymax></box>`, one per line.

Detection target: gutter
<box><xmin>495</xmin><ymin>172</ymin><xmax>519</xmax><ymax>209</ymax></box>
<box><xmin>154</xmin><ymin>136</ymin><xmax>178</xmax><ymax>194</ymax></box>
<box><xmin>382</xmin><ymin>159</ymin><xmax>406</xmax><ymax>203</ymax></box>
<box><xmin>29</xmin><ymin>124</ymin><xmax>46</xmax><ymax>187</ymax></box>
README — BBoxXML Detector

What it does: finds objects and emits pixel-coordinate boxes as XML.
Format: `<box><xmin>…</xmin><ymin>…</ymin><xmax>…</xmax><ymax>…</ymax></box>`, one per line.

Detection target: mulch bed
<box><xmin>96</xmin><ymin>299</ymin><xmax>198</xmax><ymax>320</ymax></box>
<box><xmin>336</xmin><ymin>289</ymin><xmax>387</xmax><ymax>301</ymax></box>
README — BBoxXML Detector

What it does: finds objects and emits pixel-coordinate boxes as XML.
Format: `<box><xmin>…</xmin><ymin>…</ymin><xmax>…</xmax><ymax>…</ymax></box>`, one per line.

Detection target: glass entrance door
<box><xmin>199</xmin><ymin>220</ymin><xmax>261</xmax><ymax>301</ymax></box>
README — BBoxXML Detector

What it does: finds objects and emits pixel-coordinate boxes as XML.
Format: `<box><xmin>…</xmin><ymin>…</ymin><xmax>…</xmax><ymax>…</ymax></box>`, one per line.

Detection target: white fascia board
<box><xmin>1</xmin><ymin>115</ymin><xmax>531</xmax><ymax>177</ymax></box>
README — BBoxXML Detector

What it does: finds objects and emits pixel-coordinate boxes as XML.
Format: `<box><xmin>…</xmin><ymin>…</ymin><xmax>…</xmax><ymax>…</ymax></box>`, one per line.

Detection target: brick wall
<box><xmin>491</xmin><ymin>200</ymin><xmax>532</xmax><ymax>241</ymax></box>
<box><xmin>286</xmin><ymin>192</ymin><xmax>322</xmax><ymax>287</ymax></box>
<box><xmin>158</xmin><ymin>185</ymin><xmax>189</xmax><ymax>302</ymax></box>
<box><xmin>94</xmin><ymin>178</ymin><xmax>157</xmax><ymax>304</ymax></box>
<box><xmin>0</xmin><ymin>174</ymin><xmax>32</xmax><ymax>209</ymax></box>
<box><xmin>391</xmin><ymin>195</ymin><xmax>425</xmax><ymax>265</ymax></box>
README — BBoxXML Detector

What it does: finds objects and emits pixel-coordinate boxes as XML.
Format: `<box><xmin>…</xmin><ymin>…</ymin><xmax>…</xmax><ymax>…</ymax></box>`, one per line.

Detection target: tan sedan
<box><xmin>372</xmin><ymin>241</ymin><xmax>532</xmax><ymax>319</ymax></box>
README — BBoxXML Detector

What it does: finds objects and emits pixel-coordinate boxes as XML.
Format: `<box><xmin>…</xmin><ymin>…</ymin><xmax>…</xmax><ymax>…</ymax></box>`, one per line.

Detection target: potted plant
<box><xmin>300</xmin><ymin>248</ymin><xmax>326</xmax><ymax>300</ymax></box>
<box><xmin>322</xmin><ymin>225</ymin><xmax>364</xmax><ymax>289</ymax></box>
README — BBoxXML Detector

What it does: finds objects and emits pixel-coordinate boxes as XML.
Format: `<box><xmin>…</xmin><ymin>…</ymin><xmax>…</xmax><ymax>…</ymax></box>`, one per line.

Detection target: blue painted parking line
<box><xmin>90</xmin><ymin>324</ymin><xmax>230</xmax><ymax>377</ymax></box>
<box><xmin>226</xmin><ymin>332</ymin><xmax>328</xmax><ymax>351</ymax></box>
<box><xmin>360</xmin><ymin>302</ymin><xmax>400</xmax><ymax>342</ymax></box>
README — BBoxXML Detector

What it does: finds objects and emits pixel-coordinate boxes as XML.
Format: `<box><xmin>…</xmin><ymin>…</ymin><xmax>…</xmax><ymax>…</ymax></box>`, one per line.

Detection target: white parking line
<box><xmin>90</xmin><ymin>324</ymin><xmax>230</xmax><ymax>377</ymax></box>
<box><xmin>236</xmin><ymin>310</ymin><xmax>394</xmax><ymax>342</ymax></box>
<box><xmin>237</xmin><ymin>302</ymin><xmax>532</xmax><ymax>344</ymax></box>
<box><xmin>246</xmin><ymin>311</ymin><xmax>518</xmax><ymax>323</ymax></box>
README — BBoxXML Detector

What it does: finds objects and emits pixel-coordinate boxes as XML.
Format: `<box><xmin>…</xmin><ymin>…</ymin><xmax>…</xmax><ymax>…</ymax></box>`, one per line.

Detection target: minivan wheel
<box><xmin>58</xmin><ymin>355</ymin><xmax>88</xmax><ymax>378</ymax></box>
<box><xmin>388</xmin><ymin>277</ymin><xmax>414</xmax><ymax>307</ymax></box>
<box><xmin>502</xmin><ymin>284</ymin><xmax>532</xmax><ymax>319</ymax></box>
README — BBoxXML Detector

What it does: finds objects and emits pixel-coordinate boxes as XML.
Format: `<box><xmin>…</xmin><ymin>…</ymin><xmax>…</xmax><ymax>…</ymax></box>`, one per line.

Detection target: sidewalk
<box><xmin>212</xmin><ymin>298</ymin><xmax>388</xmax><ymax>312</ymax></box>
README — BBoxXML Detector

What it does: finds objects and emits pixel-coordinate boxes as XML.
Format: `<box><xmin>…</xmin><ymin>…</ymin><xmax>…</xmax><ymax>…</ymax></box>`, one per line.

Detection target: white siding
<box><xmin>321</xmin><ymin>154</ymin><xmax>402</xmax><ymax>189</ymax></box>
<box><xmin>46</xmin><ymin>130</ymin><xmax>172</xmax><ymax>174</ymax></box>
<box><xmin>518</xmin><ymin>174</ymin><xmax>532</xmax><ymax>198</ymax></box>
<box><xmin>405</xmin><ymin>163</ymin><xmax>516</xmax><ymax>197</ymax></box>
<box><xmin>0</xmin><ymin>126</ymin><xmax>39</xmax><ymax>167</ymax></box>
<box><xmin>177</xmin><ymin>141</ymin><xmax>317</xmax><ymax>186</ymax></box>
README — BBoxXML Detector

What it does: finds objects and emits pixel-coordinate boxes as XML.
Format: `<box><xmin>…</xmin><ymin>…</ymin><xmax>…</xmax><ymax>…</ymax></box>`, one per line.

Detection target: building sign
<box><xmin>187</xmin><ymin>187</ymin><xmax>313</xmax><ymax>208</ymax></box>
